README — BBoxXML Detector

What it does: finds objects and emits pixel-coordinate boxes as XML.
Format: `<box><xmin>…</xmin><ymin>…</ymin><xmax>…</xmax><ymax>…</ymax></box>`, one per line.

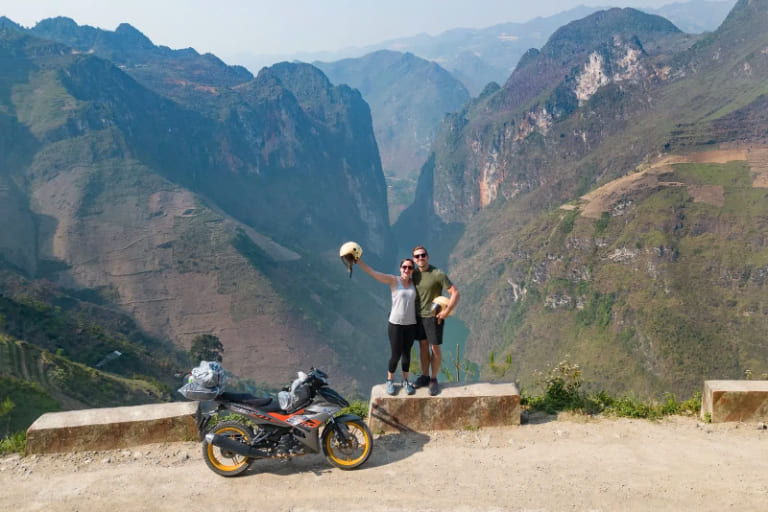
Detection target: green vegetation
<box><xmin>0</xmin><ymin>375</ymin><xmax>59</xmax><ymax>434</ymax></box>
<box><xmin>0</xmin><ymin>336</ymin><xmax>170</xmax><ymax>408</ymax></box>
<box><xmin>462</xmin><ymin>157</ymin><xmax>768</xmax><ymax>399</ymax></box>
<box><xmin>0</xmin><ymin>291</ymin><xmax>184</xmax><ymax>383</ymax></box>
<box><xmin>0</xmin><ymin>376</ymin><xmax>57</xmax><ymax>455</ymax></box>
<box><xmin>0</xmin><ymin>431</ymin><xmax>26</xmax><ymax>455</ymax></box>
<box><xmin>342</xmin><ymin>399</ymin><xmax>369</xmax><ymax>420</ymax></box>
<box><xmin>11</xmin><ymin>70</ymin><xmax>81</xmax><ymax>136</ymax></box>
<box><xmin>489</xmin><ymin>351</ymin><xmax>513</xmax><ymax>378</ymax></box>
<box><xmin>0</xmin><ymin>265</ymin><xmax>183</xmax><ymax>450</ymax></box>
<box><xmin>189</xmin><ymin>334</ymin><xmax>223</xmax><ymax>363</ymax></box>
<box><xmin>441</xmin><ymin>342</ymin><xmax>479</xmax><ymax>383</ymax></box>
<box><xmin>523</xmin><ymin>358</ymin><xmax>702</xmax><ymax>419</ymax></box>
<box><xmin>575</xmin><ymin>291</ymin><xmax>615</xmax><ymax>328</ymax></box>
<box><xmin>559</xmin><ymin>209</ymin><xmax>579</xmax><ymax>235</ymax></box>
<box><xmin>593</xmin><ymin>212</ymin><xmax>610</xmax><ymax>235</ymax></box>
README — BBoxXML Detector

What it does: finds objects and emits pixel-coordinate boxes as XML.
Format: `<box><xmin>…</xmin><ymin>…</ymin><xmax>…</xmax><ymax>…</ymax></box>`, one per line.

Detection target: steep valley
<box><xmin>3</xmin><ymin>1</ymin><xmax>768</xmax><ymax>430</ymax></box>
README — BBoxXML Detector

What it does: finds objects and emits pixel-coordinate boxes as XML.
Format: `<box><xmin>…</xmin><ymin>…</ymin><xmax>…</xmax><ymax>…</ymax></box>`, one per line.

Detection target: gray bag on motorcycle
<box><xmin>177</xmin><ymin>361</ymin><xmax>226</xmax><ymax>400</ymax></box>
<box><xmin>278</xmin><ymin>371</ymin><xmax>312</xmax><ymax>411</ymax></box>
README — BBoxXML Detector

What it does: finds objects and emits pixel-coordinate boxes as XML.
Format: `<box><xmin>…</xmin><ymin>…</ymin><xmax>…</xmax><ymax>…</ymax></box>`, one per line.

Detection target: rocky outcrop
<box><xmin>423</xmin><ymin>9</ymin><xmax>685</xmax><ymax>225</ymax></box>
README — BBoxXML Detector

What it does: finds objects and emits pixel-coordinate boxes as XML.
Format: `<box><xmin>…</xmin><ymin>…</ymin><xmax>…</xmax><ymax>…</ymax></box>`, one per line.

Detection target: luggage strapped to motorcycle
<box><xmin>178</xmin><ymin>361</ymin><xmax>226</xmax><ymax>400</ymax></box>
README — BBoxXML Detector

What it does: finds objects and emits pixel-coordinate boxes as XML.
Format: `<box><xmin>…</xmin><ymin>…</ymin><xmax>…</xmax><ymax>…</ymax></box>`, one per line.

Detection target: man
<box><xmin>411</xmin><ymin>245</ymin><xmax>459</xmax><ymax>396</ymax></box>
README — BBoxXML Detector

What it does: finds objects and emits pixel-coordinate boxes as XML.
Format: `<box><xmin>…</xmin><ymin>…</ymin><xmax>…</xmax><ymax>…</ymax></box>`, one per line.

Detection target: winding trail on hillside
<box><xmin>2</xmin><ymin>415</ymin><xmax>767</xmax><ymax>511</ymax></box>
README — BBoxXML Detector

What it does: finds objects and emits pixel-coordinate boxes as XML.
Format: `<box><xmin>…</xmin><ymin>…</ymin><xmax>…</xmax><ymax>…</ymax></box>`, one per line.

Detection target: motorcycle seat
<box><xmin>219</xmin><ymin>392</ymin><xmax>273</xmax><ymax>408</ymax></box>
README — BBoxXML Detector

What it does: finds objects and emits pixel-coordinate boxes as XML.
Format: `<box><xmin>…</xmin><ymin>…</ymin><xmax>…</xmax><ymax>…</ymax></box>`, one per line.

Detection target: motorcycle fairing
<box><xmin>316</xmin><ymin>387</ymin><xmax>350</xmax><ymax>407</ymax></box>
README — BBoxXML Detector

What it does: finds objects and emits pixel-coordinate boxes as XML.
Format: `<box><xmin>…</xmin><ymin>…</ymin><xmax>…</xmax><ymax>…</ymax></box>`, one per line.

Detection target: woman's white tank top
<box><xmin>389</xmin><ymin>279</ymin><xmax>417</xmax><ymax>325</ymax></box>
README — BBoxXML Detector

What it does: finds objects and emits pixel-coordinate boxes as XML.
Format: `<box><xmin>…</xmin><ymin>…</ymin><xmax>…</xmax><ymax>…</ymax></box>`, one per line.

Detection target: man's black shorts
<box><xmin>416</xmin><ymin>316</ymin><xmax>444</xmax><ymax>346</ymax></box>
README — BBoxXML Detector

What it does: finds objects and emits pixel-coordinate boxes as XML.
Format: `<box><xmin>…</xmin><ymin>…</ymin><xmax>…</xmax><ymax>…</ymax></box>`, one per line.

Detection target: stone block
<box><xmin>701</xmin><ymin>380</ymin><xmax>768</xmax><ymax>423</ymax></box>
<box><xmin>26</xmin><ymin>401</ymin><xmax>200</xmax><ymax>455</ymax></box>
<box><xmin>367</xmin><ymin>381</ymin><xmax>520</xmax><ymax>433</ymax></box>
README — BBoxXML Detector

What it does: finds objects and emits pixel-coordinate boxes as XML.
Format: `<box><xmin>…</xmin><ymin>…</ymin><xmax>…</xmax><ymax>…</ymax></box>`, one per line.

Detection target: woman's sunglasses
<box><xmin>401</xmin><ymin>265</ymin><xmax>414</xmax><ymax>270</ymax></box>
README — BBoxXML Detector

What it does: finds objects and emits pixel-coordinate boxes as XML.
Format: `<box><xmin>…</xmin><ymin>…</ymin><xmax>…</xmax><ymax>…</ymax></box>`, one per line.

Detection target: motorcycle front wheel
<box><xmin>321</xmin><ymin>418</ymin><xmax>373</xmax><ymax>470</ymax></box>
<box><xmin>202</xmin><ymin>420</ymin><xmax>254</xmax><ymax>477</ymax></box>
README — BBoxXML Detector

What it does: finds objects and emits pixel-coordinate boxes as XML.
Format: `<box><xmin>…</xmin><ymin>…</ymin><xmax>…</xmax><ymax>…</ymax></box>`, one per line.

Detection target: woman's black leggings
<box><xmin>387</xmin><ymin>322</ymin><xmax>416</xmax><ymax>373</ymax></box>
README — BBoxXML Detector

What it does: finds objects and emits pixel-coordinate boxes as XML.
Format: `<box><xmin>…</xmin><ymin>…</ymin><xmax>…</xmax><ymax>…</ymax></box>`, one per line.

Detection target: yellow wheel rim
<box><xmin>207</xmin><ymin>425</ymin><xmax>250</xmax><ymax>472</ymax></box>
<box><xmin>325</xmin><ymin>421</ymin><xmax>371</xmax><ymax>467</ymax></box>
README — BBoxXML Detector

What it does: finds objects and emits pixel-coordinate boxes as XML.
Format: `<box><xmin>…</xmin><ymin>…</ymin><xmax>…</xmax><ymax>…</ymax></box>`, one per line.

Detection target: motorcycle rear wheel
<box><xmin>321</xmin><ymin>418</ymin><xmax>373</xmax><ymax>470</ymax></box>
<box><xmin>202</xmin><ymin>420</ymin><xmax>254</xmax><ymax>477</ymax></box>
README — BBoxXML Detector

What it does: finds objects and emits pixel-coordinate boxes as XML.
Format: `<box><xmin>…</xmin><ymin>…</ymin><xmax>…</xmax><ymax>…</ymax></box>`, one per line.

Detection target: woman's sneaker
<box><xmin>385</xmin><ymin>379</ymin><xmax>396</xmax><ymax>395</ymax></box>
<box><xmin>403</xmin><ymin>380</ymin><xmax>415</xmax><ymax>395</ymax></box>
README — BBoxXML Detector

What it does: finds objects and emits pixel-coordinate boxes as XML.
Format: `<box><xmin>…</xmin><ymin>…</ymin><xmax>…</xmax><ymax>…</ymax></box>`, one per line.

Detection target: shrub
<box><xmin>524</xmin><ymin>358</ymin><xmax>702</xmax><ymax>420</ymax></box>
<box><xmin>526</xmin><ymin>358</ymin><xmax>585</xmax><ymax>414</ymax></box>
<box><xmin>342</xmin><ymin>399</ymin><xmax>368</xmax><ymax>419</ymax></box>
<box><xmin>559</xmin><ymin>209</ymin><xmax>579</xmax><ymax>234</ymax></box>
<box><xmin>0</xmin><ymin>431</ymin><xmax>26</xmax><ymax>454</ymax></box>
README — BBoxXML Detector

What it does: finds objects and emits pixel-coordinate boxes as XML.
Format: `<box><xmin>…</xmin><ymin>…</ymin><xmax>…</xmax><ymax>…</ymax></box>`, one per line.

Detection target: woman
<box><xmin>356</xmin><ymin>258</ymin><xmax>418</xmax><ymax>395</ymax></box>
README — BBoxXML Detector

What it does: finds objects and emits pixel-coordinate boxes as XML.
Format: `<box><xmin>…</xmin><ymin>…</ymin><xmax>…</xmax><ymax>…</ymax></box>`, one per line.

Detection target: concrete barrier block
<box><xmin>367</xmin><ymin>382</ymin><xmax>520</xmax><ymax>433</ymax></box>
<box><xmin>26</xmin><ymin>401</ymin><xmax>200</xmax><ymax>455</ymax></box>
<box><xmin>701</xmin><ymin>380</ymin><xmax>768</xmax><ymax>423</ymax></box>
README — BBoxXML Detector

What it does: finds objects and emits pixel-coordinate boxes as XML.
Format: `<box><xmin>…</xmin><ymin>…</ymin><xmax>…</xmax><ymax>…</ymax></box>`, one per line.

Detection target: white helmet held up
<box><xmin>339</xmin><ymin>241</ymin><xmax>363</xmax><ymax>277</ymax></box>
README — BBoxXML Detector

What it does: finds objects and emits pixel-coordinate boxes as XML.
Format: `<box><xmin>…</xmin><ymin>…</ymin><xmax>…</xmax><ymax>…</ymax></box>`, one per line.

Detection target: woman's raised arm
<box><xmin>356</xmin><ymin>259</ymin><xmax>396</xmax><ymax>286</ymax></box>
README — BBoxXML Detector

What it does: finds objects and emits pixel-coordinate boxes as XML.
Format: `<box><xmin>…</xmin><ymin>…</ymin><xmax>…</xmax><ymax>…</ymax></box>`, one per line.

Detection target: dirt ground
<box><xmin>2</xmin><ymin>414</ymin><xmax>767</xmax><ymax>512</ymax></box>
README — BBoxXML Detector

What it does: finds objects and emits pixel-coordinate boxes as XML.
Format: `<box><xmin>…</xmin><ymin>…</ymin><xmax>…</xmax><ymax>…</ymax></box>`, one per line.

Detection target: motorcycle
<box><xmin>183</xmin><ymin>367</ymin><xmax>373</xmax><ymax>477</ymax></box>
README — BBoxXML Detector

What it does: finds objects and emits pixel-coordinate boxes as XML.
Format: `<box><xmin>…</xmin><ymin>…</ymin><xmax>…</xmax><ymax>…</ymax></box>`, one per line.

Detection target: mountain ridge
<box><xmin>405</xmin><ymin>1</ymin><xmax>768</xmax><ymax>396</ymax></box>
<box><xmin>233</xmin><ymin>2</ymin><xmax>735</xmax><ymax>96</ymax></box>
<box><xmin>0</xmin><ymin>20</ymin><xmax>395</xmax><ymax>393</ymax></box>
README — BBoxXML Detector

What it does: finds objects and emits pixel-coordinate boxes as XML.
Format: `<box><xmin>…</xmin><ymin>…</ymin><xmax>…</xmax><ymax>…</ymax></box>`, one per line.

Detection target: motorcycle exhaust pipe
<box><xmin>205</xmin><ymin>432</ymin><xmax>264</xmax><ymax>458</ymax></box>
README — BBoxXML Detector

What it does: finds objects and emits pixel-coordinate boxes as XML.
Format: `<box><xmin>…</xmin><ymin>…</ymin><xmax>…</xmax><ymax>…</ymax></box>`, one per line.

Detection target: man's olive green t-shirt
<box><xmin>413</xmin><ymin>265</ymin><xmax>453</xmax><ymax>317</ymax></box>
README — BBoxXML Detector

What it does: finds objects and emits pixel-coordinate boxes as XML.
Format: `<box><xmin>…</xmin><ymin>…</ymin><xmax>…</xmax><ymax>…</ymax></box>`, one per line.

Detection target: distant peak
<box><xmin>0</xmin><ymin>16</ymin><xmax>23</xmax><ymax>29</ymax></box>
<box><xmin>542</xmin><ymin>7</ymin><xmax>680</xmax><ymax>58</ymax></box>
<box><xmin>33</xmin><ymin>16</ymin><xmax>80</xmax><ymax>34</ymax></box>
<box><xmin>115</xmin><ymin>23</ymin><xmax>153</xmax><ymax>46</ymax></box>
<box><xmin>115</xmin><ymin>23</ymin><xmax>141</xmax><ymax>35</ymax></box>
<box><xmin>36</xmin><ymin>16</ymin><xmax>79</xmax><ymax>27</ymax></box>
<box><xmin>718</xmin><ymin>0</ymin><xmax>768</xmax><ymax>32</ymax></box>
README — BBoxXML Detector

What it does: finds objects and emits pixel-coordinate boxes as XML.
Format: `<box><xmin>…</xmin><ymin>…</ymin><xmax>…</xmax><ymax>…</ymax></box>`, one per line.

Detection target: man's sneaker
<box><xmin>385</xmin><ymin>379</ymin><xmax>396</xmax><ymax>395</ymax></box>
<box><xmin>428</xmin><ymin>378</ymin><xmax>439</xmax><ymax>396</ymax></box>
<box><xmin>415</xmin><ymin>374</ymin><xmax>430</xmax><ymax>388</ymax></box>
<box><xmin>403</xmin><ymin>380</ymin><xmax>415</xmax><ymax>395</ymax></box>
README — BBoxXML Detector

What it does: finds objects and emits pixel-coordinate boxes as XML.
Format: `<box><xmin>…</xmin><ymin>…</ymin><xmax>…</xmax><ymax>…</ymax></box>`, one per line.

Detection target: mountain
<box><xmin>401</xmin><ymin>1</ymin><xmax>768</xmax><ymax>398</ymax></box>
<box><xmin>0</xmin><ymin>19</ymin><xmax>396</xmax><ymax>393</ymax></box>
<box><xmin>315</xmin><ymin>50</ymin><xmax>470</xmax><ymax>222</ymax></box>
<box><xmin>233</xmin><ymin>2</ymin><xmax>735</xmax><ymax>97</ymax></box>
<box><xmin>238</xmin><ymin>6</ymin><xmax>600</xmax><ymax>96</ymax></box>
<box><xmin>27</xmin><ymin>16</ymin><xmax>253</xmax><ymax>117</ymax></box>
<box><xmin>401</xmin><ymin>7</ymin><xmax>687</xmax><ymax>225</ymax></box>
<box><xmin>0</xmin><ymin>261</ymin><xmax>183</xmax><ymax>433</ymax></box>
<box><xmin>650</xmin><ymin>0</ymin><xmax>737</xmax><ymax>33</ymax></box>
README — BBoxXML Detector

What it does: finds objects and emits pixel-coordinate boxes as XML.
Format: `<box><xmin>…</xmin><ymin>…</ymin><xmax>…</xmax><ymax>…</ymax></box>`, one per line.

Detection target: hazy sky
<box><xmin>1</xmin><ymin>1</ymin><xmax>727</xmax><ymax>64</ymax></box>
